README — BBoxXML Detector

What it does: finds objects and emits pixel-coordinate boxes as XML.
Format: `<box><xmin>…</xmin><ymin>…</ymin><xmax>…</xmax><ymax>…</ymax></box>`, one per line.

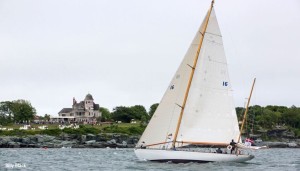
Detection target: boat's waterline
<box><xmin>134</xmin><ymin>149</ymin><xmax>254</xmax><ymax>163</ymax></box>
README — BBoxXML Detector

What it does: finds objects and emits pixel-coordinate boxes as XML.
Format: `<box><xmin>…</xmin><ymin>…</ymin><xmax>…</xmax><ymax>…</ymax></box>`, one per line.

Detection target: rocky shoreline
<box><xmin>255</xmin><ymin>141</ymin><xmax>300</xmax><ymax>148</ymax></box>
<box><xmin>0</xmin><ymin>133</ymin><xmax>299</xmax><ymax>148</ymax></box>
<box><xmin>0</xmin><ymin>133</ymin><xmax>139</xmax><ymax>148</ymax></box>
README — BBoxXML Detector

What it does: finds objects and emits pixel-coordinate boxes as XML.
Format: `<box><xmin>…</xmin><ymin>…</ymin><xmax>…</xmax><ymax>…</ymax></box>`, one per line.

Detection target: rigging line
<box><xmin>172</xmin><ymin>1</ymin><xmax>215</xmax><ymax>149</ymax></box>
<box><xmin>251</xmin><ymin>85</ymin><xmax>257</xmax><ymax>134</ymax></box>
<box><xmin>251</xmin><ymin>110</ymin><xmax>255</xmax><ymax>134</ymax></box>
<box><xmin>237</xmin><ymin>78</ymin><xmax>256</xmax><ymax>142</ymax></box>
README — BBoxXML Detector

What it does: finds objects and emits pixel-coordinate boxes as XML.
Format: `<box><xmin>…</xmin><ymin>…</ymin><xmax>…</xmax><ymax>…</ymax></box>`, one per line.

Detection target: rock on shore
<box><xmin>256</xmin><ymin>140</ymin><xmax>300</xmax><ymax>148</ymax></box>
<box><xmin>0</xmin><ymin>133</ymin><xmax>140</xmax><ymax>148</ymax></box>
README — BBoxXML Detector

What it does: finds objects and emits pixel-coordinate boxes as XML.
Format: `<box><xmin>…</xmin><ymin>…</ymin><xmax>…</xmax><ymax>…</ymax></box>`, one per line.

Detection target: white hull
<box><xmin>135</xmin><ymin>149</ymin><xmax>254</xmax><ymax>163</ymax></box>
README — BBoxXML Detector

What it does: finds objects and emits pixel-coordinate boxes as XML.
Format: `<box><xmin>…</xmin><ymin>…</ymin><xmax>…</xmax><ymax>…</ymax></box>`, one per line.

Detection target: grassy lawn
<box><xmin>0</xmin><ymin>122</ymin><xmax>145</xmax><ymax>136</ymax></box>
<box><xmin>0</xmin><ymin>122</ymin><xmax>140</xmax><ymax>131</ymax></box>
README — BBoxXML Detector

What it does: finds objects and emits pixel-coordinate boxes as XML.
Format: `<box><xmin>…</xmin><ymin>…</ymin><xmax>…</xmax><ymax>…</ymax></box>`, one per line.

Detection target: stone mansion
<box><xmin>51</xmin><ymin>93</ymin><xmax>101</xmax><ymax>123</ymax></box>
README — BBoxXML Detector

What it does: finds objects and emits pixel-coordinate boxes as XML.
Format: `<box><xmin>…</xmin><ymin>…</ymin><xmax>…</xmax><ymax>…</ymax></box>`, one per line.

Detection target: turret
<box><xmin>84</xmin><ymin>93</ymin><xmax>94</xmax><ymax>110</ymax></box>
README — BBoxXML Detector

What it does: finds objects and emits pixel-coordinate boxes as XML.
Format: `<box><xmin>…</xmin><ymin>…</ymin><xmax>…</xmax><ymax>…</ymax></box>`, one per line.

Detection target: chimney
<box><xmin>73</xmin><ymin>97</ymin><xmax>76</xmax><ymax>105</ymax></box>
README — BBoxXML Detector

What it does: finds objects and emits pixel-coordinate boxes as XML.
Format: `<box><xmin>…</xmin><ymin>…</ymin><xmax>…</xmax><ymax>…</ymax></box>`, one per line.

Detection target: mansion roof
<box><xmin>58</xmin><ymin>93</ymin><xmax>100</xmax><ymax>114</ymax></box>
<box><xmin>85</xmin><ymin>93</ymin><xmax>94</xmax><ymax>100</ymax></box>
<box><xmin>72</xmin><ymin>101</ymin><xmax>99</xmax><ymax>110</ymax></box>
<box><xmin>59</xmin><ymin>108</ymin><xmax>72</xmax><ymax>114</ymax></box>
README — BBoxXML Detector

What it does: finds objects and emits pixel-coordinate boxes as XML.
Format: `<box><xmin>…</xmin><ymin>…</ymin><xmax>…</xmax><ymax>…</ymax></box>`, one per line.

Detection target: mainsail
<box><xmin>137</xmin><ymin>5</ymin><xmax>240</xmax><ymax>149</ymax></box>
<box><xmin>178</xmin><ymin>8</ymin><xmax>240</xmax><ymax>145</ymax></box>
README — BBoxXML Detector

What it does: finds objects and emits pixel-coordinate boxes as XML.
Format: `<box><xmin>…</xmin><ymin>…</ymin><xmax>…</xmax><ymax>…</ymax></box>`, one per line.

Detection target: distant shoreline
<box><xmin>0</xmin><ymin>133</ymin><xmax>299</xmax><ymax>149</ymax></box>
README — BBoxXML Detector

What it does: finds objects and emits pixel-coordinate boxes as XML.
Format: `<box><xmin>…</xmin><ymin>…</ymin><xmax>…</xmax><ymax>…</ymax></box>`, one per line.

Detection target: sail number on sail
<box><xmin>222</xmin><ymin>81</ymin><xmax>228</xmax><ymax>86</ymax></box>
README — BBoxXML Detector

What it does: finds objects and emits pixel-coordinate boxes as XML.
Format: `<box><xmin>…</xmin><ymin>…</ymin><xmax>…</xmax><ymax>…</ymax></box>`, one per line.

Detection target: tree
<box><xmin>130</xmin><ymin>105</ymin><xmax>148</xmax><ymax>120</ymax></box>
<box><xmin>265</xmin><ymin>105</ymin><xmax>288</xmax><ymax>113</ymax></box>
<box><xmin>44</xmin><ymin>114</ymin><xmax>51</xmax><ymax>121</ymax></box>
<box><xmin>99</xmin><ymin>107</ymin><xmax>111</xmax><ymax>122</ymax></box>
<box><xmin>282</xmin><ymin>107</ymin><xmax>300</xmax><ymax>128</ymax></box>
<box><xmin>149</xmin><ymin>103</ymin><xmax>159</xmax><ymax>118</ymax></box>
<box><xmin>0</xmin><ymin>101</ymin><xmax>13</xmax><ymax>125</ymax></box>
<box><xmin>111</xmin><ymin>106</ymin><xmax>134</xmax><ymax>123</ymax></box>
<box><xmin>111</xmin><ymin>105</ymin><xmax>149</xmax><ymax>123</ymax></box>
<box><xmin>10</xmin><ymin>100</ymin><xmax>36</xmax><ymax>123</ymax></box>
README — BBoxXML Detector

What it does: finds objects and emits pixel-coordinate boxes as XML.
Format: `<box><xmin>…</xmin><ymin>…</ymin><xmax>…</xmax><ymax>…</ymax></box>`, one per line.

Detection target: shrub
<box><xmin>128</xmin><ymin>126</ymin><xmax>144</xmax><ymax>135</ymax></box>
<box><xmin>41</xmin><ymin>129</ymin><xmax>61</xmax><ymax>136</ymax></box>
<box><xmin>62</xmin><ymin>128</ymin><xmax>80</xmax><ymax>134</ymax></box>
<box><xmin>102</xmin><ymin>125</ymin><xmax>145</xmax><ymax>135</ymax></box>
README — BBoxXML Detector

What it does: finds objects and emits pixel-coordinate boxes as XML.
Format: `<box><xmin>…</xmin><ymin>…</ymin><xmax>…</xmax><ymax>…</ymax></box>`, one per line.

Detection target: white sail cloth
<box><xmin>178</xmin><ymin>8</ymin><xmax>240</xmax><ymax>145</ymax></box>
<box><xmin>137</xmin><ymin>8</ymin><xmax>240</xmax><ymax>149</ymax></box>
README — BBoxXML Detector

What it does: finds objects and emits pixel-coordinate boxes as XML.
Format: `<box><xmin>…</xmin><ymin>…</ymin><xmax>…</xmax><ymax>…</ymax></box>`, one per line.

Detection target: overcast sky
<box><xmin>1</xmin><ymin>0</ymin><xmax>299</xmax><ymax>116</ymax></box>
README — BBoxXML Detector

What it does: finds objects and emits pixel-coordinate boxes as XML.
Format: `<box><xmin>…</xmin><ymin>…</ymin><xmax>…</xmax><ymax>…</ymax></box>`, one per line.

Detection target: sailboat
<box><xmin>135</xmin><ymin>0</ymin><xmax>255</xmax><ymax>162</ymax></box>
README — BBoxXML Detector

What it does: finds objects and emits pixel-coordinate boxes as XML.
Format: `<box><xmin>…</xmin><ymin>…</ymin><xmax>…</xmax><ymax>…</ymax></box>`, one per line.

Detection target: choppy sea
<box><xmin>0</xmin><ymin>148</ymin><xmax>299</xmax><ymax>171</ymax></box>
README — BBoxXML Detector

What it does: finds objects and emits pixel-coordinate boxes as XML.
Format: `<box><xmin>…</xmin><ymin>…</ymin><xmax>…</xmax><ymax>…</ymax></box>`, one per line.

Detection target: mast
<box><xmin>172</xmin><ymin>0</ymin><xmax>215</xmax><ymax>148</ymax></box>
<box><xmin>237</xmin><ymin>78</ymin><xmax>256</xmax><ymax>143</ymax></box>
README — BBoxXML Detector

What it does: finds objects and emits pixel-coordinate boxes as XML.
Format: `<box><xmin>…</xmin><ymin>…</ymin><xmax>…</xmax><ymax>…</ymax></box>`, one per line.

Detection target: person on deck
<box><xmin>140</xmin><ymin>141</ymin><xmax>146</xmax><ymax>149</ymax></box>
<box><xmin>230</xmin><ymin>139</ymin><xmax>237</xmax><ymax>154</ymax></box>
<box><xmin>246</xmin><ymin>138</ymin><xmax>255</xmax><ymax>146</ymax></box>
<box><xmin>216</xmin><ymin>148</ymin><xmax>222</xmax><ymax>153</ymax></box>
<box><xmin>245</xmin><ymin>138</ymin><xmax>252</xmax><ymax>146</ymax></box>
<box><xmin>165</xmin><ymin>133</ymin><xmax>172</xmax><ymax>149</ymax></box>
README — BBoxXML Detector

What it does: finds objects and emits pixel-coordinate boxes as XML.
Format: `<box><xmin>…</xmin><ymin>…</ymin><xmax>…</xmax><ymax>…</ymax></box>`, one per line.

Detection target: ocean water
<box><xmin>0</xmin><ymin>148</ymin><xmax>299</xmax><ymax>171</ymax></box>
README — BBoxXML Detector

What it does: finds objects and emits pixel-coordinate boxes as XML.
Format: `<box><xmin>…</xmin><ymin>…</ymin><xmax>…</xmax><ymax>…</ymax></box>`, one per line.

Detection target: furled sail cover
<box><xmin>136</xmin><ymin>11</ymin><xmax>211</xmax><ymax>149</ymax></box>
<box><xmin>178</xmin><ymin>8</ymin><xmax>240</xmax><ymax>145</ymax></box>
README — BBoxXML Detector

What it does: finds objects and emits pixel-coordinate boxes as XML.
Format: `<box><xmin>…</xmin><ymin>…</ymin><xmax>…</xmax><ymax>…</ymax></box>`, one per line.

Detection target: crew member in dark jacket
<box><xmin>230</xmin><ymin>139</ymin><xmax>237</xmax><ymax>154</ymax></box>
